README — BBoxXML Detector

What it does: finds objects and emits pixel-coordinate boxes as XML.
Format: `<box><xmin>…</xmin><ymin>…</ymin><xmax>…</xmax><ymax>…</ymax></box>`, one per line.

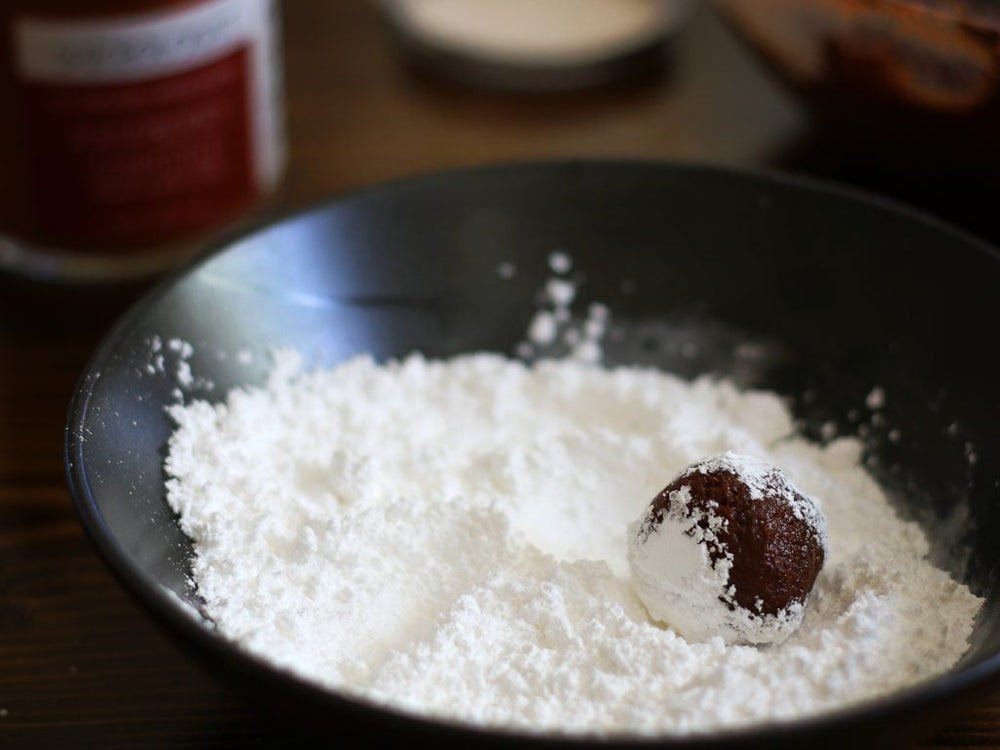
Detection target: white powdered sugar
<box><xmin>519</xmin><ymin>255</ymin><xmax>607</xmax><ymax>364</ymax></box>
<box><xmin>164</xmin><ymin>352</ymin><xmax>983</xmax><ymax>736</ymax></box>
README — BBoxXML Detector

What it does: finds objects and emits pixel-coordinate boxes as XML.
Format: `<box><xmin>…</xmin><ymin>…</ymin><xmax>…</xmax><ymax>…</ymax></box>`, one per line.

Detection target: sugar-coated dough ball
<box><xmin>628</xmin><ymin>452</ymin><xmax>827</xmax><ymax>645</ymax></box>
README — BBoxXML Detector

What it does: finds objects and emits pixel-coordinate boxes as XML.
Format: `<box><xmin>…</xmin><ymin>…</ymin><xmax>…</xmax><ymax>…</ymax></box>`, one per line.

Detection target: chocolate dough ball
<box><xmin>627</xmin><ymin>453</ymin><xmax>827</xmax><ymax>645</ymax></box>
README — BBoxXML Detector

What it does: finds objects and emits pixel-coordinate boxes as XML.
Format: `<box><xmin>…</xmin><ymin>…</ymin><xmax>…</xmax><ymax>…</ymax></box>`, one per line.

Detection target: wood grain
<box><xmin>1</xmin><ymin>2</ymin><xmax>997</xmax><ymax>747</ymax></box>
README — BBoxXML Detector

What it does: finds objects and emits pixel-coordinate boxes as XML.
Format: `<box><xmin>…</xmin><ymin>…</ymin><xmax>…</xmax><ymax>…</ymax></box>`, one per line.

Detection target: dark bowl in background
<box><xmin>66</xmin><ymin>161</ymin><xmax>1000</xmax><ymax>748</ymax></box>
<box><xmin>716</xmin><ymin>0</ymin><xmax>1000</xmax><ymax>170</ymax></box>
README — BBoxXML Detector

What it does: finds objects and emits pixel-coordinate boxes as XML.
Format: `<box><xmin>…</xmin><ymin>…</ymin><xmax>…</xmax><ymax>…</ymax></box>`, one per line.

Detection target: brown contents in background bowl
<box><xmin>716</xmin><ymin>0</ymin><xmax>1000</xmax><ymax>157</ymax></box>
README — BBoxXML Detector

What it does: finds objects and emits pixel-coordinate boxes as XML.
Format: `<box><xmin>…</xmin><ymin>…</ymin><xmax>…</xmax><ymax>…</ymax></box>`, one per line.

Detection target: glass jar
<box><xmin>0</xmin><ymin>0</ymin><xmax>285</xmax><ymax>281</ymax></box>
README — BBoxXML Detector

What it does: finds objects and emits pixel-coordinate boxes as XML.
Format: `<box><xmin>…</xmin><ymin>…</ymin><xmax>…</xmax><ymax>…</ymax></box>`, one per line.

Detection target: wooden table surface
<box><xmin>2</xmin><ymin>2</ymin><xmax>999</xmax><ymax>747</ymax></box>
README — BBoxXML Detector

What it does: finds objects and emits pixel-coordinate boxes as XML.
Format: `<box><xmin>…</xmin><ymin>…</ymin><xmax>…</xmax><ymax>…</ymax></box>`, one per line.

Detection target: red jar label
<box><xmin>12</xmin><ymin>0</ymin><xmax>282</xmax><ymax>251</ymax></box>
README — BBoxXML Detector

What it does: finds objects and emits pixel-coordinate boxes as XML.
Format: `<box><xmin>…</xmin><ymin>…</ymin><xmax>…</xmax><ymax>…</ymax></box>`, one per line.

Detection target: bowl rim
<box><xmin>65</xmin><ymin>157</ymin><xmax>1000</xmax><ymax>746</ymax></box>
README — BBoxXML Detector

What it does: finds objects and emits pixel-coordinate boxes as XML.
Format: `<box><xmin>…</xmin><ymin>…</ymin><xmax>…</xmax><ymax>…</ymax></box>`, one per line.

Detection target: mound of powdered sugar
<box><xmin>164</xmin><ymin>351</ymin><xmax>982</xmax><ymax>736</ymax></box>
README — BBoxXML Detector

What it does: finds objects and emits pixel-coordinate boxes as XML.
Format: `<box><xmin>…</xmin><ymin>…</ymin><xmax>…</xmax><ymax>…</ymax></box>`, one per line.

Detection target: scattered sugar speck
<box><xmin>570</xmin><ymin>340</ymin><xmax>601</xmax><ymax>364</ymax></box>
<box><xmin>168</xmin><ymin>338</ymin><xmax>194</xmax><ymax>358</ymax></box>
<box><xmin>966</xmin><ymin>442</ymin><xmax>978</xmax><ymax>466</ymax></box>
<box><xmin>548</xmin><ymin>251</ymin><xmax>572</xmax><ymax>275</ymax></box>
<box><xmin>584</xmin><ymin>317</ymin><xmax>605</xmax><ymax>339</ymax></box>
<box><xmin>176</xmin><ymin>360</ymin><xmax>194</xmax><ymax>389</ymax></box>
<box><xmin>546</xmin><ymin>279</ymin><xmax>576</xmax><ymax>307</ymax></box>
<box><xmin>588</xmin><ymin>303</ymin><xmax>609</xmax><ymax>322</ymax></box>
<box><xmin>496</xmin><ymin>262</ymin><xmax>517</xmax><ymax>279</ymax></box>
<box><xmin>528</xmin><ymin>311</ymin><xmax>559</xmax><ymax>346</ymax></box>
<box><xmin>866</xmin><ymin>387</ymin><xmax>886</xmax><ymax>410</ymax></box>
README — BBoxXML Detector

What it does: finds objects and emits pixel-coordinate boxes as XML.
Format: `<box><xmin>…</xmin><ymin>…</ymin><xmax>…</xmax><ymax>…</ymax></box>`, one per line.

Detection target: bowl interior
<box><xmin>67</xmin><ymin>161</ymin><xmax>1000</xmax><ymax>745</ymax></box>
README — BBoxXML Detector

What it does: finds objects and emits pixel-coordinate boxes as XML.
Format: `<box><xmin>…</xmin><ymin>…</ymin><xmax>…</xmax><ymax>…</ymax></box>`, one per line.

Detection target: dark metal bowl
<box><xmin>66</xmin><ymin>160</ymin><xmax>1000</xmax><ymax>748</ymax></box>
